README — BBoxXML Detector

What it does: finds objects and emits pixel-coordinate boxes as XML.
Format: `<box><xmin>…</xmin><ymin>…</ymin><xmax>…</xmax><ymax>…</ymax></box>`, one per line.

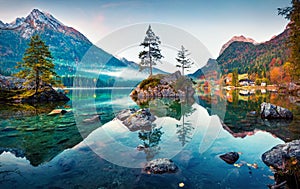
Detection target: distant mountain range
<box><xmin>0</xmin><ymin>9</ymin><xmax>166</xmax><ymax>86</ymax></box>
<box><xmin>190</xmin><ymin>27</ymin><xmax>289</xmax><ymax>79</ymax></box>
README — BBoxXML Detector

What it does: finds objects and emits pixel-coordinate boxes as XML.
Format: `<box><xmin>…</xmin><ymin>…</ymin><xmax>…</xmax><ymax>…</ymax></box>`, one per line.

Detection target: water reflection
<box><xmin>0</xmin><ymin>102</ymin><xmax>81</xmax><ymax>166</ymax></box>
<box><xmin>0</xmin><ymin>88</ymin><xmax>292</xmax><ymax>188</ymax></box>
<box><xmin>133</xmin><ymin>97</ymin><xmax>197</xmax><ymax>159</ymax></box>
<box><xmin>197</xmin><ymin>88</ymin><xmax>300</xmax><ymax>141</ymax></box>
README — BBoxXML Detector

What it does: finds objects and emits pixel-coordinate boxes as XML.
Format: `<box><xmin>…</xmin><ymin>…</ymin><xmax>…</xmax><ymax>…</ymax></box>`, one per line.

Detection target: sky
<box><xmin>0</xmin><ymin>0</ymin><xmax>290</xmax><ymax>61</ymax></box>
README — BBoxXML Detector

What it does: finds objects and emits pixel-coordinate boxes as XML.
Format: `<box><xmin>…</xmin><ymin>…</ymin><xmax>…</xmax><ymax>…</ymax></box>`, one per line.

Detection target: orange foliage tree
<box><xmin>270</xmin><ymin>66</ymin><xmax>283</xmax><ymax>85</ymax></box>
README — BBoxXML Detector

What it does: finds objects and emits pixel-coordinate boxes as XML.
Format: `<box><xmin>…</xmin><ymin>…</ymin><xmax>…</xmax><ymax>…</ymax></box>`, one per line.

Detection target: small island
<box><xmin>0</xmin><ymin>35</ymin><xmax>69</xmax><ymax>104</ymax></box>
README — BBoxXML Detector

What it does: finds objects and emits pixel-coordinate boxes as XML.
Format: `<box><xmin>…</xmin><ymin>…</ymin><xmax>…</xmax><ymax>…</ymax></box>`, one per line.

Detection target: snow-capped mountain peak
<box><xmin>219</xmin><ymin>35</ymin><xmax>257</xmax><ymax>55</ymax></box>
<box><xmin>24</xmin><ymin>9</ymin><xmax>64</xmax><ymax>29</ymax></box>
<box><xmin>0</xmin><ymin>8</ymin><xmax>69</xmax><ymax>38</ymax></box>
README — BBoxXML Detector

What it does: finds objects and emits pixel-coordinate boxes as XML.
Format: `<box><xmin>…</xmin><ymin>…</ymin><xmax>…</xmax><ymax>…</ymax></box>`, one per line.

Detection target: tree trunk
<box><xmin>150</xmin><ymin>57</ymin><xmax>153</xmax><ymax>77</ymax></box>
<box><xmin>149</xmin><ymin>44</ymin><xmax>152</xmax><ymax>77</ymax></box>
<box><xmin>35</xmin><ymin>70</ymin><xmax>39</xmax><ymax>94</ymax></box>
<box><xmin>182</xmin><ymin>66</ymin><xmax>184</xmax><ymax>76</ymax></box>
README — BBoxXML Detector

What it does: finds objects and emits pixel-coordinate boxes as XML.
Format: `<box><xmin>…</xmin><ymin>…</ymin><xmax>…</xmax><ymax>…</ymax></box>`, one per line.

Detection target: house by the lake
<box><xmin>239</xmin><ymin>79</ymin><xmax>255</xmax><ymax>86</ymax></box>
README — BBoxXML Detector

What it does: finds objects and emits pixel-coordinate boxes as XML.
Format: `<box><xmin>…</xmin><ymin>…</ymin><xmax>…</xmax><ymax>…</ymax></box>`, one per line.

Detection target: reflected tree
<box><xmin>138</xmin><ymin>126</ymin><xmax>163</xmax><ymax>161</ymax></box>
<box><xmin>176</xmin><ymin>100</ymin><xmax>196</xmax><ymax>146</ymax></box>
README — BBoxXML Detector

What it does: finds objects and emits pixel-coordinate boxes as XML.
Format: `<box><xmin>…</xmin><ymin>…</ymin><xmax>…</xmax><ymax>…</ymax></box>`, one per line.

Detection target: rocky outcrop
<box><xmin>144</xmin><ymin>158</ymin><xmax>178</xmax><ymax>174</ymax></box>
<box><xmin>262</xmin><ymin>140</ymin><xmax>300</xmax><ymax>170</ymax></box>
<box><xmin>116</xmin><ymin>108</ymin><xmax>155</xmax><ymax>131</ymax></box>
<box><xmin>0</xmin><ymin>74</ymin><xmax>69</xmax><ymax>103</ymax></box>
<box><xmin>260</xmin><ymin>102</ymin><xmax>293</xmax><ymax>120</ymax></box>
<box><xmin>0</xmin><ymin>74</ymin><xmax>29</xmax><ymax>90</ymax></box>
<box><xmin>219</xmin><ymin>152</ymin><xmax>239</xmax><ymax>164</ymax></box>
<box><xmin>130</xmin><ymin>71</ymin><xmax>195</xmax><ymax>99</ymax></box>
<box><xmin>21</xmin><ymin>86</ymin><xmax>70</xmax><ymax>103</ymax></box>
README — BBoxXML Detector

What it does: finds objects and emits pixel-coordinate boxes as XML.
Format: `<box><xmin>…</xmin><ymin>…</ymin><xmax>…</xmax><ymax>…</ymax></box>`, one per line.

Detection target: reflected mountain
<box><xmin>0</xmin><ymin>89</ymin><xmax>290</xmax><ymax>188</ymax></box>
<box><xmin>197</xmin><ymin>89</ymin><xmax>300</xmax><ymax>142</ymax></box>
<box><xmin>0</xmin><ymin>101</ymin><xmax>82</xmax><ymax>166</ymax></box>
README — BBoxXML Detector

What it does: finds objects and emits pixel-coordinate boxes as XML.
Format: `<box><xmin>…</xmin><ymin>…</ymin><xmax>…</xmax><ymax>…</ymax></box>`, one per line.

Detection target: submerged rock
<box><xmin>219</xmin><ymin>152</ymin><xmax>239</xmax><ymax>164</ymax></box>
<box><xmin>262</xmin><ymin>140</ymin><xmax>300</xmax><ymax>170</ymax></box>
<box><xmin>260</xmin><ymin>102</ymin><xmax>293</xmax><ymax>120</ymax></box>
<box><xmin>144</xmin><ymin>158</ymin><xmax>178</xmax><ymax>174</ymax></box>
<box><xmin>82</xmin><ymin>115</ymin><xmax>100</xmax><ymax>123</ymax></box>
<box><xmin>48</xmin><ymin>109</ymin><xmax>69</xmax><ymax>115</ymax></box>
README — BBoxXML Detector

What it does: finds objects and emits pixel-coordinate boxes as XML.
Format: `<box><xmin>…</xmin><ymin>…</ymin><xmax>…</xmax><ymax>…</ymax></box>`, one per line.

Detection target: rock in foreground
<box><xmin>116</xmin><ymin>108</ymin><xmax>156</xmax><ymax>131</ymax></box>
<box><xmin>260</xmin><ymin>102</ymin><xmax>293</xmax><ymax>120</ymax></box>
<box><xmin>262</xmin><ymin>140</ymin><xmax>300</xmax><ymax>170</ymax></box>
<box><xmin>219</xmin><ymin>152</ymin><xmax>239</xmax><ymax>164</ymax></box>
<box><xmin>144</xmin><ymin>158</ymin><xmax>178</xmax><ymax>174</ymax></box>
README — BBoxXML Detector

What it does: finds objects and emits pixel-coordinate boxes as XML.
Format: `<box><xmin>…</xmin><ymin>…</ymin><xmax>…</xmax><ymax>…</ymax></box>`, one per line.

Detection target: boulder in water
<box><xmin>219</xmin><ymin>152</ymin><xmax>239</xmax><ymax>164</ymax></box>
<box><xmin>144</xmin><ymin>158</ymin><xmax>178</xmax><ymax>174</ymax></box>
<box><xmin>260</xmin><ymin>102</ymin><xmax>293</xmax><ymax>120</ymax></box>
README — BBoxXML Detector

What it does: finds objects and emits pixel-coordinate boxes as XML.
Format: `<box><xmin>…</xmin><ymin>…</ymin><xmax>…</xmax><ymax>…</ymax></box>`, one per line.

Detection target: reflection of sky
<box><xmin>0</xmin><ymin>0</ymin><xmax>289</xmax><ymax>58</ymax></box>
<box><xmin>0</xmin><ymin>101</ymin><xmax>285</xmax><ymax>188</ymax></box>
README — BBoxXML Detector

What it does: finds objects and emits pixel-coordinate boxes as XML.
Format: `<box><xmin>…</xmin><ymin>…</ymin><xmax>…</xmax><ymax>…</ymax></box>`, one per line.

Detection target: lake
<box><xmin>0</xmin><ymin>88</ymin><xmax>299</xmax><ymax>188</ymax></box>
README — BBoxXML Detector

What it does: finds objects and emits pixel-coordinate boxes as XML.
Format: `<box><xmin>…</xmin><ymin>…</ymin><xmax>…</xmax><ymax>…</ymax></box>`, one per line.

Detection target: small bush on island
<box><xmin>139</xmin><ymin>77</ymin><xmax>161</xmax><ymax>90</ymax></box>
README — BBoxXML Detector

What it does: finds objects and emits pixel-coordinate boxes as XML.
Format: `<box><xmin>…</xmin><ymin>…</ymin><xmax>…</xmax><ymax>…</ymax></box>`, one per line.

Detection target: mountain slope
<box><xmin>216</xmin><ymin>28</ymin><xmax>289</xmax><ymax>75</ymax></box>
<box><xmin>190</xmin><ymin>28</ymin><xmax>289</xmax><ymax>81</ymax></box>
<box><xmin>0</xmin><ymin>9</ymin><xmax>126</xmax><ymax>76</ymax></box>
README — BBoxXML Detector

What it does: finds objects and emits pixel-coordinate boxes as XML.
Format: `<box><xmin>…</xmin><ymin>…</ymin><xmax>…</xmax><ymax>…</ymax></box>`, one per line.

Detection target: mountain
<box><xmin>216</xmin><ymin>28</ymin><xmax>289</xmax><ymax>75</ymax></box>
<box><xmin>219</xmin><ymin>35</ymin><xmax>257</xmax><ymax>55</ymax></box>
<box><xmin>0</xmin><ymin>9</ymin><xmax>127</xmax><ymax>77</ymax></box>
<box><xmin>190</xmin><ymin>28</ymin><xmax>289</xmax><ymax>82</ymax></box>
<box><xmin>189</xmin><ymin>58</ymin><xmax>219</xmax><ymax>80</ymax></box>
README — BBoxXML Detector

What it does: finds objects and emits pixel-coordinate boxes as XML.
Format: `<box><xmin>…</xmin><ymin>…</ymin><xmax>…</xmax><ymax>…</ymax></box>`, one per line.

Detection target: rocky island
<box><xmin>130</xmin><ymin>71</ymin><xmax>195</xmax><ymax>99</ymax></box>
<box><xmin>0</xmin><ymin>74</ymin><xmax>69</xmax><ymax>103</ymax></box>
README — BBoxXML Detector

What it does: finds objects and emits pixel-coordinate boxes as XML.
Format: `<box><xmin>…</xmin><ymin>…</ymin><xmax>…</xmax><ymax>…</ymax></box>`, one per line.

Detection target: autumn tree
<box><xmin>176</xmin><ymin>45</ymin><xmax>194</xmax><ymax>75</ymax></box>
<box><xmin>283</xmin><ymin>62</ymin><xmax>292</xmax><ymax>82</ymax></box>
<box><xmin>270</xmin><ymin>66</ymin><xmax>283</xmax><ymax>85</ymax></box>
<box><xmin>278</xmin><ymin>0</ymin><xmax>300</xmax><ymax>81</ymax></box>
<box><xmin>16</xmin><ymin>35</ymin><xmax>60</xmax><ymax>94</ymax></box>
<box><xmin>139</xmin><ymin>25</ymin><xmax>163</xmax><ymax>77</ymax></box>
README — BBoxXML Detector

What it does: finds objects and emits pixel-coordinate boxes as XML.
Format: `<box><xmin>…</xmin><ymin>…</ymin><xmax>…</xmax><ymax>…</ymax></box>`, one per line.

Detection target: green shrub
<box><xmin>139</xmin><ymin>77</ymin><xmax>161</xmax><ymax>89</ymax></box>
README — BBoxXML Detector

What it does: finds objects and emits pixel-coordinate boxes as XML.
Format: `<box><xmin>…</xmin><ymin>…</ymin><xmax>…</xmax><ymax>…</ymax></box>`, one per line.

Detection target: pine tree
<box><xmin>139</xmin><ymin>25</ymin><xmax>163</xmax><ymax>77</ymax></box>
<box><xmin>16</xmin><ymin>35</ymin><xmax>60</xmax><ymax>94</ymax></box>
<box><xmin>176</xmin><ymin>45</ymin><xmax>194</xmax><ymax>75</ymax></box>
<box><xmin>278</xmin><ymin>0</ymin><xmax>300</xmax><ymax>81</ymax></box>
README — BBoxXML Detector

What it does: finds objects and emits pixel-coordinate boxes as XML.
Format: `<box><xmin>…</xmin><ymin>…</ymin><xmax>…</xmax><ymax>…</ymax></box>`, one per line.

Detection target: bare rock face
<box><xmin>260</xmin><ymin>102</ymin><xmax>293</xmax><ymax>120</ymax></box>
<box><xmin>219</xmin><ymin>35</ymin><xmax>257</xmax><ymax>55</ymax></box>
<box><xmin>262</xmin><ymin>140</ymin><xmax>300</xmax><ymax>170</ymax></box>
<box><xmin>144</xmin><ymin>158</ymin><xmax>178</xmax><ymax>174</ymax></box>
<box><xmin>116</xmin><ymin>108</ymin><xmax>156</xmax><ymax>131</ymax></box>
